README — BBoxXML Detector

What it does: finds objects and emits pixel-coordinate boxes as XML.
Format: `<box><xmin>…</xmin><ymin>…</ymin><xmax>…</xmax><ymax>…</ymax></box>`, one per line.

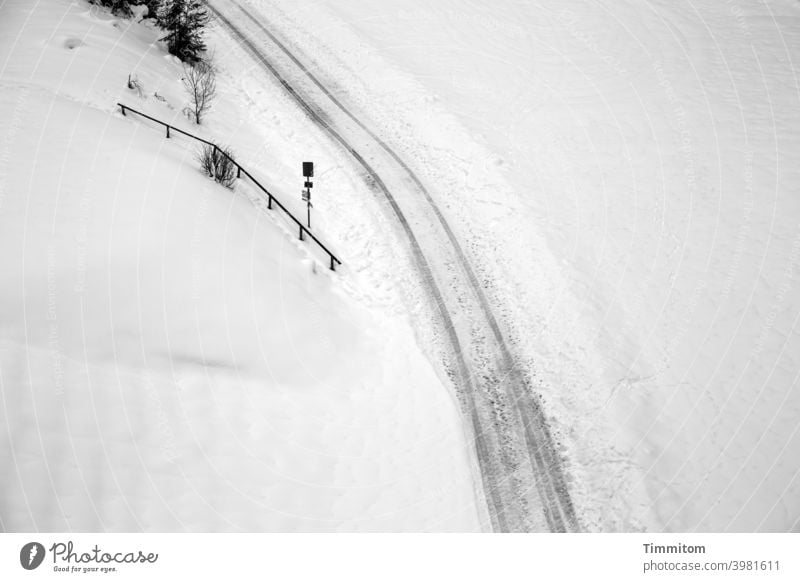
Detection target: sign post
<box><xmin>302</xmin><ymin>162</ymin><xmax>314</xmax><ymax>229</ymax></box>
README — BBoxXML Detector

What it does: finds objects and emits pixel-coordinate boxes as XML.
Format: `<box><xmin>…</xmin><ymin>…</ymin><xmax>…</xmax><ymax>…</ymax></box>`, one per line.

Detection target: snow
<box><xmin>0</xmin><ymin>0</ymin><xmax>483</xmax><ymax>531</ymax></box>
<box><xmin>3</xmin><ymin>0</ymin><xmax>799</xmax><ymax>533</ymax></box>
<box><xmin>242</xmin><ymin>0</ymin><xmax>800</xmax><ymax>531</ymax></box>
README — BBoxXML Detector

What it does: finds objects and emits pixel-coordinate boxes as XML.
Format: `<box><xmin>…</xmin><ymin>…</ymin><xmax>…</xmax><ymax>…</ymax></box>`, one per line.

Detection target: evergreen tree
<box><xmin>141</xmin><ymin>0</ymin><xmax>163</xmax><ymax>23</ymax></box>
<box><xmin>160</xmin><ymin>0</ymin><xmax>209</xmax><ymax>64</ymax></box>
<box><xmin>89</xmin><ymin>0</ymin><xmax>133</xmax><ymax>17</ymax></box>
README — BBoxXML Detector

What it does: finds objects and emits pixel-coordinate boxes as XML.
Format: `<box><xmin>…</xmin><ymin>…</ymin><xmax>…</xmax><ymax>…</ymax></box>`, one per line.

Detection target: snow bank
<box><xmin>0</xmin><ymin>0</ymin><xmax>482</xmax><ymax>531</ymax></box>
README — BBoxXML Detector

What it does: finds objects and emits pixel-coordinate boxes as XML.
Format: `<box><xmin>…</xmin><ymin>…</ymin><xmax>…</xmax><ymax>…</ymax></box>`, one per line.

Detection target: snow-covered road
<box><xmin>207</xmin><ymin>0</ymin><xmax>580</xmax><ymax>532</ymax></box>
<box><xmin>250</xmin><ymin>0</ymin><xmax>800</xmax><ymax>532</ymax></box>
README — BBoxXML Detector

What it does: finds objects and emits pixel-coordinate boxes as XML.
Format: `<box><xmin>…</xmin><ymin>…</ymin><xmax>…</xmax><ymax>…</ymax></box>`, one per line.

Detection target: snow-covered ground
<box><xmin>0</xmin><ymin>0</ymin><xmax>483</xmax><ymax>531</ymax></box>
<box><xmin>2</xmin><ymin>0</ymin><xmax>799</xmax><ymax>533</ymax></box>
<box><xmin>241</xmin><ymin>0</ymin><xmax>800</xmax><ymax>531</ymax></box>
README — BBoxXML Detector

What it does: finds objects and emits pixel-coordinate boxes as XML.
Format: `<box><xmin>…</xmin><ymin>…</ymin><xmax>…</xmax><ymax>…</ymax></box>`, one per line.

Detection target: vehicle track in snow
<box><xmin>209</xmin><ymin>0</ymin><xmax>580</xmax><ymax>532</ymax></box>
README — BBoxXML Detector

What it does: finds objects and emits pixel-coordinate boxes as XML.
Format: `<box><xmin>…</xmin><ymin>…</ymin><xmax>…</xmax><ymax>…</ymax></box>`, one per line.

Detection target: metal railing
<box><xmin>117</xmin><ymin>102</ymin><xmax>342</xmax><ymax>270</ymax></box>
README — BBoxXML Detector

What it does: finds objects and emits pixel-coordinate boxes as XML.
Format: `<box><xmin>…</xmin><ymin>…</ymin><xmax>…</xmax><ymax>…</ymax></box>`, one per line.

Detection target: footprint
<box><xmin>63</xmin><ymin>38</ymin><xmax>85</xmax><ymax>50</ymax></box>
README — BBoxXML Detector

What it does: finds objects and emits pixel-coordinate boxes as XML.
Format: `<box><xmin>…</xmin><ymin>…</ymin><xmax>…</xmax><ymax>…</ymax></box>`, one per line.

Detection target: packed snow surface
<box><xmin>245</xmin><ymin>0</ymin><xmax>800</xmax><ymax>530</ymax></box>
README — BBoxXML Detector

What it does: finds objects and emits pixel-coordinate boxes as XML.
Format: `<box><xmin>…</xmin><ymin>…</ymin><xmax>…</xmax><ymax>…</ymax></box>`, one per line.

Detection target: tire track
<box><xmin>210</xmin><ymin>0</ymin><xmax>579</xmax><ymax>532</ymax></box>
<box><xmin>206</xmin><ymin>2</ymin><xmax>509</xmax><ymax>533</ymax></box>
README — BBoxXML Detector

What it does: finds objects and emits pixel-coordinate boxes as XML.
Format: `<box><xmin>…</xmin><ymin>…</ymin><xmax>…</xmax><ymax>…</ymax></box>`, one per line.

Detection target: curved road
<box><xmin>209</xmin><ymin>0</ymin><xmax>580</xmax><ymax>532</ymax></box>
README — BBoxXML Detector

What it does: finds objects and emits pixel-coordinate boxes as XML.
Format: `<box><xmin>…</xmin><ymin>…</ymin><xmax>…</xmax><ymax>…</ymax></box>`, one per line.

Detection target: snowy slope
<box><xmin>0</xmin><ymin>0</ymin><xmax>483</xmax><ymax>531</ymax></box>
<box><xmin>242</xmin><ymin>0</ymin><xmax>800</xmax><ymax>531</ymax></box>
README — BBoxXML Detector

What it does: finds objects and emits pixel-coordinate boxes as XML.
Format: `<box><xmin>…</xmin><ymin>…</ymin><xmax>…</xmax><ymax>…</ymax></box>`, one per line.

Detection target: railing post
<box><xmin>116</xmin><ymin>103</ymin><xmax>344</xmax><ymax>270</ymax></box>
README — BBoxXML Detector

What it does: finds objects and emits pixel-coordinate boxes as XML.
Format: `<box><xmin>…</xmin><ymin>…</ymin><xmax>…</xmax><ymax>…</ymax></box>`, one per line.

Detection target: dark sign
<box><xmin>303</xmin><ymin>162</ymin><xmax>314</xmax><ymax>178</ymax></box>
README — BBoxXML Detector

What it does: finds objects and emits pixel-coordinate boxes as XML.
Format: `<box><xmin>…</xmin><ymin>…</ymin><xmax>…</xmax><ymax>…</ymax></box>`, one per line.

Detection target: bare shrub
<box><xmin>127</xmin><ymin>73</ymin><xmax>144</xmax><ymax>98</ymax></box>
<box><xmin>197</xmin><ymin>143</ymin><xmax>237</xmax><ymax>189</ymax></box>
<box><xmin>182</xmin><ymin>60</ymin><xmax>216</xmax><ymax>124</ymax></box>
